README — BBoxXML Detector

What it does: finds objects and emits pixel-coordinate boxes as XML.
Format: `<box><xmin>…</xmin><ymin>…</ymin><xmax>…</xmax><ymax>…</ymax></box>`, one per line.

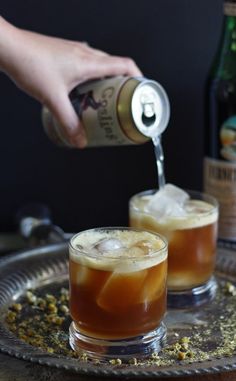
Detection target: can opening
<box><xmin>131</xmin><ymin>79</ymin><xmax>170</xmax><ymax>138</ymax></box>
<box><xmin>142</xmin><ymin>112</ymin><xmax>156</xmax><ymax>127</ymax></box>
<box><xmin>141</xmin><ymin>97</ymin><xmax>156</xmax><ymax>127</ymax></box>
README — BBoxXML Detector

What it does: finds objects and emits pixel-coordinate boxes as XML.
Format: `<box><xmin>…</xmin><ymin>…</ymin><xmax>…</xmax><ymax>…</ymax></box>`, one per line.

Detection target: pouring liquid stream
<box><xmin>152</xmin><ymin>135</ymin><xmax>166</xmax><ymax>190</ymax></box>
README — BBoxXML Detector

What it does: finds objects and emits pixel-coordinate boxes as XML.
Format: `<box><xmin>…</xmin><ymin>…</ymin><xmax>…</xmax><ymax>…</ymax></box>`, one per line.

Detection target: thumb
<box><xmin>47</xmin><ymin>91</ymin><xmax>87</xmax><ymax>148</ymax></box>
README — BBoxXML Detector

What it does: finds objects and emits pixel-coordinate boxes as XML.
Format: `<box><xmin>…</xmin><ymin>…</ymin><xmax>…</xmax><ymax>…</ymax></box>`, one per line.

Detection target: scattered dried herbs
<box><xmin>4</xmin><ymin>280</ymin><xmax>236</xmax><ymax>367</ymax></box>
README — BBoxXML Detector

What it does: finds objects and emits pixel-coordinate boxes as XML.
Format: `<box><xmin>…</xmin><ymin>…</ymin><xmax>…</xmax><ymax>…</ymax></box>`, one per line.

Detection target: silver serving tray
<box><xmin>0</xmin><ymin>243</ymin><xmax>236</xmax><ymax>378</ymax></box>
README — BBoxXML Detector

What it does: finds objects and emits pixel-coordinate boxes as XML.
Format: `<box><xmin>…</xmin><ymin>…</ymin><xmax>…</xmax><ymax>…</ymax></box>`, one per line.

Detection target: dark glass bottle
<box><xmin>204</xmin><ymin>0</ymin><xmax>236</xmax><ymax>246</ymax></box>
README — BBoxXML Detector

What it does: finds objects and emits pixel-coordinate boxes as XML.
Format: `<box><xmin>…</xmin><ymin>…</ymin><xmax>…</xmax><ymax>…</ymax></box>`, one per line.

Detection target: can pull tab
<box><xmin>140</xmin><ymin>93</ymin><xmax>156</xmax><ymax>127</ymax></box>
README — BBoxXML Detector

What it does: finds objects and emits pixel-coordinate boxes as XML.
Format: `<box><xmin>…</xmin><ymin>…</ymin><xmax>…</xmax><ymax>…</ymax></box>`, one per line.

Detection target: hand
<box><xmin>0</xmin><ymin>17</ymin><xmax>142</xmax><ymax>148</ymax></box>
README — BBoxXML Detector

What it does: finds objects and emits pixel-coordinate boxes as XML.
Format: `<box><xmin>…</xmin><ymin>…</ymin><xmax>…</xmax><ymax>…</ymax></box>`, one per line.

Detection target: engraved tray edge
<box><xmin>0</xmin><ymin>243</ymin><xmax>235</xmax><ymax>378</ymax></box>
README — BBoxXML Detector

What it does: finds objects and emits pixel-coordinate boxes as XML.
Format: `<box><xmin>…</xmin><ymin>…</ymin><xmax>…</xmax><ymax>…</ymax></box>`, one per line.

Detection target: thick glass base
<box><xmin>167</xmin><ymin>277</ymin><xmax>217</xmax><ymax>309</ymax></box>
<box><xmin>69</xmin><ymin>322</ymin><xmax>166</xmax><ymax>361</ymax></box>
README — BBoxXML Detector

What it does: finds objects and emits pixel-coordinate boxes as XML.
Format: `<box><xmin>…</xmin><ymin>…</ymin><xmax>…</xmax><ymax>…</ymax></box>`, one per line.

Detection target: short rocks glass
<box><xmin>69</xmin><ymin>227</ymin><xmax>168</xmax><ymax>360</ymax></box>
<box><xmin>129</xmin><ymin>186</ymin><xmax>219</xmax><ymax>308</ymax></box>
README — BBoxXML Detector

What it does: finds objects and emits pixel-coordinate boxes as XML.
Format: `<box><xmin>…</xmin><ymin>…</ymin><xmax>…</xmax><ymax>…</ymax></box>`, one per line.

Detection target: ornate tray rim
<box><xmin>0</xmin><ymin>243</ymin><xmax>236</xmax><ymax>378</ymax></box>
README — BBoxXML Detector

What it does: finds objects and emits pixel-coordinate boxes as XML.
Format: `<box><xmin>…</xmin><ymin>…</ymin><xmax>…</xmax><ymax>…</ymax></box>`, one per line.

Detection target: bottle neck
<box><xmin>214</xmin><ymin>10</ymin><xmax>236</xmax><ymax>80</ymax></box>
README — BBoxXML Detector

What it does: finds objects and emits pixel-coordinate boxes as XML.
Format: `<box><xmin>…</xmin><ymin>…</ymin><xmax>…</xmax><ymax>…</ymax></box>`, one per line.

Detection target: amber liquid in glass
<box><xmin>70</xmin><ymin>259</ymin><xmax>167</xmax><ymax>339</ymax></box>
<box><xmin>130</xmin><ymin>196</ymin><xmax>218</xmax><ymax>291</ymax></box>
<box><xmin>69</xmin><ymin>229</ymin><xmax>167</xmax><ymax>339</ymax></box>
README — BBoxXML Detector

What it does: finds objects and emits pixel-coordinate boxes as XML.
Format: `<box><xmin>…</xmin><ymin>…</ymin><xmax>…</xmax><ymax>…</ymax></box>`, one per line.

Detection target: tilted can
<box><xmin>42</xmin><ymin>76</ymin><xmax>170</xmax><ymax>147</ymax></box>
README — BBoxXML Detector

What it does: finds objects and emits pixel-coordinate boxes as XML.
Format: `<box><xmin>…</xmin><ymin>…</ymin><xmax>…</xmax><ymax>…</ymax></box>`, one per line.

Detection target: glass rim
<box><xmin>129</xmin><ymin>188</ymin><xmax>219</xmax><ymax>214</ymax></box>
<box><xmin>69</xmin><ymin>226</ymin><xmax>168</xmax><ymax>260</ymax></box>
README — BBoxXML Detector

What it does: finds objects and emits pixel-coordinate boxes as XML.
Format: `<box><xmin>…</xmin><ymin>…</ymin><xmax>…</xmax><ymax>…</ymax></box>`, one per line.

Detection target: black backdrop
<box><xmin>0</xmin><ymin>0</ymin><xmax>222</xmax><ymax>233</ymax></box>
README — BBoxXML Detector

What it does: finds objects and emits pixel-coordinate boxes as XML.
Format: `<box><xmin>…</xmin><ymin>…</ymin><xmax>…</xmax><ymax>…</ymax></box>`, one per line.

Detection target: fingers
<box><xmin>82</xmin><ymin>44</ymin><xmax>109</xmax><ymax>57</ymax></box>
<box><xmin>47</xmin><ymin>91</ymin><xmax>87</xmax><ymax>148</ymax></box>
<box><xmin>42</xmin><ymin>40</ymin><xmax>142</xmax><ymax>149</ymax></box>
<box><xmin>79</xmin><ymin>43</ymin><xmax>141</xmax><ymax>75</ymax></box>
<box><xmin>83</xmin><ymin>54</ymin><xmax>143</xmax><ymax>79</ymax></box>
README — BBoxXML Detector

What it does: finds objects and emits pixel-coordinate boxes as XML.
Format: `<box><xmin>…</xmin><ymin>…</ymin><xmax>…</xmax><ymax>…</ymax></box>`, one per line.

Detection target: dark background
<box><xmin>0</xmin><ymin>0</ymin><xmax>222</xmax><ymax>233</ymax></box>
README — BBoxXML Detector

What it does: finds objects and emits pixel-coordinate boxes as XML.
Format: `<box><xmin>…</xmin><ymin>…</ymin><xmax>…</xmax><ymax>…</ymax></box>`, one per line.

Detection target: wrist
<box><xmin>0</xmin><ymin>17</ymin><xmax>24</xmax><ymax>74</ymax></box>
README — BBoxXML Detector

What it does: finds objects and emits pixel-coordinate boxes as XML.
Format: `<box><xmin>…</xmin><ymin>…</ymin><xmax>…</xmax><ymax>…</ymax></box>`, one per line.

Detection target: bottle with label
<box><xmin>204</xmin><ymin>0</ymin><xmax>236</xmax><ymax>247</ymax></box>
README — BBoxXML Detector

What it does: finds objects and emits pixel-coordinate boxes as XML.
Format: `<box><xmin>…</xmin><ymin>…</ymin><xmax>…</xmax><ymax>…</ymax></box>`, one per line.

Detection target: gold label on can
<box><xmin>73</xmin><ymin>76</ymin><xmax>139</xmax><ymax>147</ymax></box>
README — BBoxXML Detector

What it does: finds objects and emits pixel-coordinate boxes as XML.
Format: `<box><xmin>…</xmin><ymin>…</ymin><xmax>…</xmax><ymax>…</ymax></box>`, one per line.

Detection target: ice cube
<box><xmin>165</xmin><ymin>184</ymin><xmax>189</xmax><ymax>203</ymax></box>
<box><xmin>138</xmin><ymin>260</ymin><xmax>167</xmax><ymax>303</ymax></box>
<box><xmin>96</xmin><ymin>269</ymin><xmax>147</xmax><ymax>312</ymax></box>
<box><xmin>95</xmin><ymin>238</ymin><xmax>124</xmax><ymax>253</ymax></box>
<box><xmin>146</xmin><ymin>184</ymin><xmax>189</xmax><ymax>219</ymax></box>
<box><xmin>127</xmin><ymin>246</ymin><xmax>146</xmax><ymax>257</ymax></box>
<box><xmin>132</xmin><ymin>240</ymin><xmax>154</xmax><ymax>255</ymax></box>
